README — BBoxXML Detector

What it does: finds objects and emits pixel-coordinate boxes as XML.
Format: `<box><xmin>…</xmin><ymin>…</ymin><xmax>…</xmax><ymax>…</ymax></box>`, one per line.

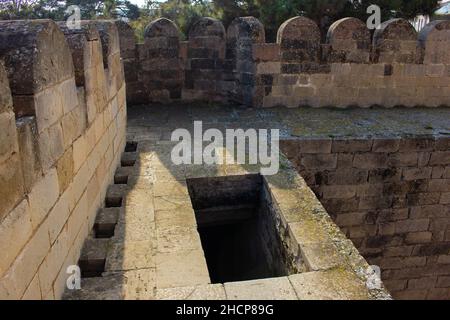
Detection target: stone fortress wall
<box><xmin>281</xmin><ymin>136</ymin><xmax>450</xmax><ymax>299</ymax></box>
<box><xmin>0</xmin><ymin>20</ymin><xmax>127</xmax><ymax>299</ymax></box>
<box><xmin>120</xmin><ymin>16</ymin><xmax>450</xmax><ymax>108</ymax></box>
<box><xmin>0</xmin><ymin>14</ymin><xmax>449</xmax><ymax>301</ymax></box>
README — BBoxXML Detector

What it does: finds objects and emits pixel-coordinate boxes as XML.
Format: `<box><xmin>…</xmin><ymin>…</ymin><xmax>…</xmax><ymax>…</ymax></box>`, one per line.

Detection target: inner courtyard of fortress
<box><xmin>0</xmin><ymin>15</ymin><xmax>449</xmax><ymax>300</ymax></box>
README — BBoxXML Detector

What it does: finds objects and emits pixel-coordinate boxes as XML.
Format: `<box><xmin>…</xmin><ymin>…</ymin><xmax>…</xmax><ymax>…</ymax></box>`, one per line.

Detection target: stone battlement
<box><xmin>0</xmin><ymin>19</ymin><xmax>126</xmax><ymax>299</ymax></box>
<box><xmin>119</xmin><ymin>16</ymin><xmax>450</xmax><ymax>108</ymax></box>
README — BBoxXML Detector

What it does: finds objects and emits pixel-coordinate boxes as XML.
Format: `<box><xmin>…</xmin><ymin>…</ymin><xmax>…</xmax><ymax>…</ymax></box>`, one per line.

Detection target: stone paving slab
<box><xmin>155</xmin><ymin>284</ymin><xmax>226</xmax><ymax>300</ymax></box>
<box><xmin>224</xmin><ymin>277</ymin><xmax>298</xmax><ymax>300</ymax></box>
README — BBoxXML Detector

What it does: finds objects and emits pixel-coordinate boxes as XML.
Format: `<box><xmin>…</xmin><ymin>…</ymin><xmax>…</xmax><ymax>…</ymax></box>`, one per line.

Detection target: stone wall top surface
<box><xmin>0</xmin><ymin>19</ymin><xmax>74</xmax><ymax>95</ymax></box>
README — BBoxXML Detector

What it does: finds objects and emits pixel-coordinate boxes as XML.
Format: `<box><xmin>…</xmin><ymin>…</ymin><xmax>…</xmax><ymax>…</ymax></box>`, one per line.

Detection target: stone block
<box><xmin>21</xmin><ymin>274</ymin><xmax>41</xmax><ymax>300</ymax></box>
<box><xmin>4</xmin><ymin>219</ymin><xmax>50</xmax><ymax>298</ymax></box>
<box><xmin>16</xmin><ymin>117</ymin><xmax>42</xmax><ymax>192</ymax></box>
<box><xmin>353</xmin><ymin>153</ymin><xmax>388</xmax><ymax>169</ymax></box>
<box><xmin>28</xmin><ymin>168</ymin><xmax>60</xmax><ymax>230</ymax></box>
<box><xmin>429</xmin><ymin>152</ymin><xmax>450</xmax><ymax>166</ymax></box>
<box><xmin>34</xmin><ymin>87</ymin><xmax>63</xmax><ymax>134</ymax></box>
<box><xmin>38</xmin><ymin>123</ymin><xmax>65</xmax><ymax>172</ymax></box>
<box><xmin>289</xmin><ymin>268</ymin><xmax>369</xmax><ymax>300</ymax></box>
<box><xmin>72</xmin><ymin>135</ymin><xmax>87</xmax><ymax>174</ymax></box>
<box><xmin>59</xmin><ymin>77</ymin><xmax>78</xmax><ymax>115</ymax></box>
<box><xmin>407</xmin><ymin>193</ymin><xmax>440</xmax><ymax>206</ymax></box>
<box><xmin>402</xmin><ymin>167</ymin><xmax>432</xmax><ymax>181</ymax></box>
<box><xmin>253</xmin><ymin>43</ymin><xmax>280</xmax><ymax>62</ymax></box>
<box><xmin>300</xmin><ymin>154</ymin><xmax>337</xmax><ymax>169</ymax></box>
<box><xmin>256</xmin><ymin>62</ymin><xmax>280</xmax><ymax>75</ymax></box>
<box><xmin>61</xmin><ymin>106</ymin><xmax>85</xmax><ymax>149</ymax></box>
<box><xmin>395</xmin><ymin>219</ymin><xmax>430</xmax><ymax>234</ymax></box>
<box><xmin>296</xmin><ymin>138</ymin><xmax>332</xmax><ymax>154</ymax></box>
<box><xmin>155</xmin><ymin>250</ymin><xmax>210</xmax><ymax>289</ymax></box>
<box><xmin>56</xmin><ymin>148</ymin><xmax>74</xmax><ymax>194</ymax></box>
<box><xmin>387</xmin><ymin>152</ymin><xmax>418</xmax><ymax>167</ymax></box>
<box><xmin>428</xmin><ymin>179</ymin><xmax>450</xmax><ymax>192</ymax></box>
<box><xmin>332</xmin><ymin>138</ymin><xmax>373</xmax><ymax>153</ymax></box>
<box><xmin>399</xmin><ymin>137</ymin><xmax>435</xmax><ymax>152</ymax></box>
<box><xmin>0</xmin><ymin>153</ymin><xmax>25</xmax><ymax>221</ymax></box>
<box><xmin>327</xmin><ymin>169</ymin><xmax>369</xmax><ymax>185</ymax></box>
<box><xmin>322</xmin><ymin>185</ymin><xmax>356</xmax><ymax>199</ymax></box>
<box><xmin>440</xmin><ymin>192</ymin><xmax>450</xmax><ymax>204</ymax></box>
<box><xmin>156</xmin><ymin>284</ymin><xmax>226</xmax><ymax>300</ymax></box>
<box><xmin>224</xmin><ymin>277</ymin><xmax>297</xmax><ymax>300</ymax></box>
<box><xmin>46</xmin><ymin>192</ymin><xmax>70</xmax><ymax>244</ymax></box>
<box><xmin>372</xmin><ymin>139</ymin><xmax>400</xmax><ymax>152</ymax></box>
<box><xmin>0</xmin><ymin>111</ymin><xmax>18</xmax><ymax>164</ymax></box>
<box><xmin>0</xmin><ymin>199</ymin><xmax>32</xmax><ymax>278</ymax></box>
<box><xmin>405</xmin><ymin>232</ymin><xmax>433</xmax><ymax>244</ymax></box>
<box><xmin>156</xmin><ymin>225</ymin><xmax>202</xmax><ymax>254</ymax></box>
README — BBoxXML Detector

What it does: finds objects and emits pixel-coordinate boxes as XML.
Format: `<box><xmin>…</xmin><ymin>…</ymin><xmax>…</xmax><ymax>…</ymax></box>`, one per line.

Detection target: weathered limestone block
<box><xmin>0</xmin><ymin>106</ymin><xmax>18</xmax><ymax>164</ymax></box>
<box><xmin>0</xmin><ymin>62</ymin><xmax>23</xmax><ymax>221</ymax></box>
<box><xmin>0</xmin><ymin>199</ymin><xmax>32</xmax><ymax>278</ymax></box>
<box><xmin>373</xmin><ymin>19</ymin><xmax>418</xmax><ymax>64</ymax></box>
<box><xmin>0</xmin><ymin>20</ymin><xmax>74</xmax><ymax>115</ymax></box>
<box><xmin>326</xmin><ymin>17</ymin><xmax>371</xmax><ymax>63</ymax></box>
<box><xmin>16</xmin><ymin>117</ymin><xmax>42</xmax><ymax>193</ymax></box>
<box><xmin>418</xmin><ymin>20</ymin><xmax>450</xmax><ymax>64</ymax></box>
<box><xmin>0</xmin><ymin>153</ymin><xmax>24</xmax><ymax>223</ymax></box>
<box><xmin>38</xmin><ymin>122</ymin><xmax>65</xmax><ymax>172</ymax></box>
<box><xmin>277</xmin><ymin>16</ymin><xmax>321</xmax><ymax>73</ymax></box>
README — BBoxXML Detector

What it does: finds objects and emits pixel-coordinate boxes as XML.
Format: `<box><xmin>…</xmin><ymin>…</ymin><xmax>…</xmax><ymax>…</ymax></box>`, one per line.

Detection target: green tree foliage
<box><xmin>0</xmin><ymin>0</ymin><xmax>140</xmax><ymax>20</ymax></box>
<box><xmin>0</xmin><ymin>0</ymin><xmax>442</xmax><ymax>41</ymax></box>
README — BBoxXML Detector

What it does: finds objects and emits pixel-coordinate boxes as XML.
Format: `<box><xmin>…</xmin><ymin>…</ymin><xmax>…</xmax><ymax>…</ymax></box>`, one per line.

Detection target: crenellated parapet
<box><xmin>0</xmin><ymin>19</ymin><xmax>126</xmax><ymax>300</ymax></box>
<box><xmin>118</xmin><ymin>15</ymin><xmax>450</xmax><ymax>108</ymax></box>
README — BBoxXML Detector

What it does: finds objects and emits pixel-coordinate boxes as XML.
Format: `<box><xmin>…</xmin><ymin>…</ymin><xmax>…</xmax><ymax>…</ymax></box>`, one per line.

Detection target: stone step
<box><xmin>94</xmin><ymin>208</ymin><xmax>121</xmax><ymax>238</ymax></box>
<box><xmin>105</xmin><ymin>184</ymin><xmax>128</xmax><ymax>207</ymax></box>
<box><xmin>121</xmin><ymin>152</ymin><xmax>137</xmax><ymax>167</ymax></box>
<box><xmin>78</xmin><ymin>238</ymin><xmax>110</xmax><ymax>277</ymax></box>
<box><xmin>63</xmin><ymin>273</ymin><xmax>124</xmax><ymax>300</ymax></box>
<box><xmin>114</xmin><ymin>166</ymin><xmax>134</xmax><ymax>184</ymax></box>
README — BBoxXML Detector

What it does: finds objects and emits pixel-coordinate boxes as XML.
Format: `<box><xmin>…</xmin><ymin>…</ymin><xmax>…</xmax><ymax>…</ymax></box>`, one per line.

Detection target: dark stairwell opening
<box><xmin>187</xmin><ymin>174</ymin><xmax>289</xmax><ymax>284</ymax></box>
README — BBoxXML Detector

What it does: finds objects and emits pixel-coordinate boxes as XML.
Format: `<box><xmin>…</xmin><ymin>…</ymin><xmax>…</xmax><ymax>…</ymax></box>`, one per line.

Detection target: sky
<box><xmin>129</xmin><ymin>0</ymin><xmax>148</xmax><ymax>7</ymax></box>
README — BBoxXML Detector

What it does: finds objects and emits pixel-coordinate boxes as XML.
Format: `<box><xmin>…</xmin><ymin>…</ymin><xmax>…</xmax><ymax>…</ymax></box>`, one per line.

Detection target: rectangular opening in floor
<box><xmin>187</xmin><ymin>174</ymin><xmax>289</xmax><ymax>284</ymax></box>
